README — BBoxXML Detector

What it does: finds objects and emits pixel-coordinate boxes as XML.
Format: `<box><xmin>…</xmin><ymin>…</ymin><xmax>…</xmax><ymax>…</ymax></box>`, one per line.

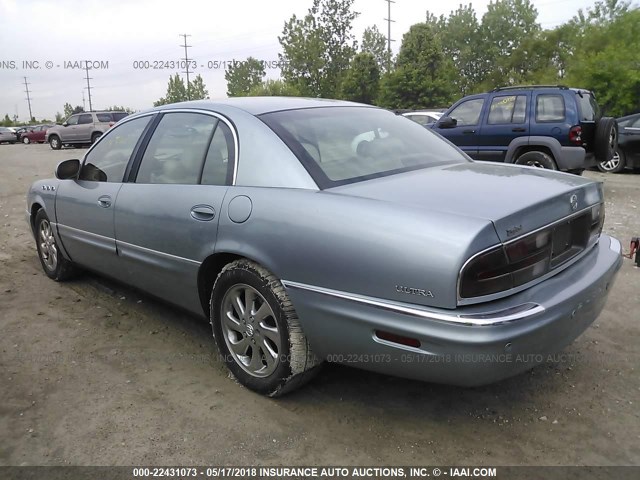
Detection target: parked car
<box><xmin>15</xmin><ymin>126</ymin><xmax>33</xmax><ymax>142</ymax></box>
<box><xmin>45</xmin><ymin>111</ymin><xmax>128</xmax><ymax>150</ymax></box>
<box><xmin>21</xmin><ymin>124</ymin><xmax>54</xmax><ymax>144</ymax></box>
<box><xmin>432</xmin><ymin>85</ymin><xmax>617</xmax><ymax>174</ymax></box>
<box><xmin>402</xmin><ymin>110</ymin><xmax>444</xmax><ymax>127</ymax></box>
<box><xmin>597</xmin><ymin>112</ymin><xmax>640</xmax><ymax>173</ymax></box>
<box><xmin>0</xmin><ymin>126</ymin><xmax>18</xmax><ymax>144</ymax></box>
<box><xmin>27</xmin><ymin>98</ymin><xmax>622</xmax><ymax>396</ymax></box>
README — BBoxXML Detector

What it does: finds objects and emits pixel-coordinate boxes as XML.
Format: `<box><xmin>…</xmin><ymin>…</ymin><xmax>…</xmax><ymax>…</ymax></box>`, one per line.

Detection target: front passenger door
<box><xmin>435</xmin><ymin>98</ymin><xmax>485</xmax><ymax>157</ymax></box>
<box><xmin>114</xmin><ymin>111</ymin><xmax>234</xmax><ymax>314</ymax></box>
<box><xmin>55</xmin><ymin>115</ymin><xmax>153</xmax><ymax>277</ymax></box>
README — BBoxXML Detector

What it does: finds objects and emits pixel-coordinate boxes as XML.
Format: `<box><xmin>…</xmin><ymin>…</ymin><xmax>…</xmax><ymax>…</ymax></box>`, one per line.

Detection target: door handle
<box><xmin>462</xmin><ymin>129</ymin><xmax>475</xmax><ymax>134</ymax></box>
<box><xmin>190</xmin><ymin>205</ymin><xmax>216</xmax><ymax>221</ymax></box>
<box><xmin>512</xmin><ymin>127</ymin><xmax>526</xmax><ymax>132</ymax></box>
<box><xmin>97</xmin><ymin>195</ymin><xmax>112</xmax><ymax>208</ymax></box>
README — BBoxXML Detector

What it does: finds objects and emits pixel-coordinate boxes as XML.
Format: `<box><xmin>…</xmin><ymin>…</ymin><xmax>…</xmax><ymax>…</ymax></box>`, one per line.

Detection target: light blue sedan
<box><xmin>26</xmin><ymin>98</ymin><xmax>623</xmax><ymax>396</ymax></box>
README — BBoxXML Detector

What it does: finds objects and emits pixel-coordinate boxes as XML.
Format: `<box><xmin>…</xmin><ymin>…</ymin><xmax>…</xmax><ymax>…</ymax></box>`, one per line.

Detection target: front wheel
<box><xmin>49</xmin><ymin>136</ymin><xmax>61</xmax><ymax>150</ymax></box>
<box><xmin>34</xmin><ymin>210</ymin><xmax>77</xmax><ymax>281</ymax></box>
<box><xmin>515</xmin><ymin>151</ymin><xmax>557</xmax><ymax>170</ymax></box>
<box><xmin>22</xmin><ymin>137</ymin><xmax>30</xmax><ymax>144</ymax></box>
<box><xmin>210</xmin><ymin>259</ymin><xmax>321</xmax><ymax>396</ymax></box>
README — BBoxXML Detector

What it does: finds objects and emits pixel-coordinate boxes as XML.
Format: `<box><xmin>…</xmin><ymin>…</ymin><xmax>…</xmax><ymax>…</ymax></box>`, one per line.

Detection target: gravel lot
<box><xmin>1</xmin><ymin>143</ymin><xmax>638</xmax><ymax>467</ymax></box>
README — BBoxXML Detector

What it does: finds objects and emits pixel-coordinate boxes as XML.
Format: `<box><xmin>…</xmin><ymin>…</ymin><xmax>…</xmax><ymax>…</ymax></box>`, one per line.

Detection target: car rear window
<box><xmin>535</xmin><ymin>95</ymin><xmax>565</xmax><ymax>122</ymax></box>
<box><xmin>575</xmin><ymin>92</ymin><xmax>600</xmax><ymax>122</ymax></box>
<box><xmin>261</xmin><ymin>106</ymin><xmax>469</xmax><ymax>188</ymax></box>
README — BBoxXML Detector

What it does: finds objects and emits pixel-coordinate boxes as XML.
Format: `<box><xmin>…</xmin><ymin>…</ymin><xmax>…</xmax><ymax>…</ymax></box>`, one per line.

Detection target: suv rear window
<box><xmin>575</xmin><ymin>92</ymin><xmax>600</xmax><ymax>122</ymax></box>
<box><xmin>536</xmin><ymin>95</ymin><xmax>565</xmax><ymax>122</ymax></box>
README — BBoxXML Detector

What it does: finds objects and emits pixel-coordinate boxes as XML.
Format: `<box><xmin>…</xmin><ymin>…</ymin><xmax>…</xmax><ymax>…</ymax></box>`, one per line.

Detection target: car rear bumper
<box><xmin>284</xmin><ymin>235</ymin><xmax>622</xmax><ymax>386</ymax></box>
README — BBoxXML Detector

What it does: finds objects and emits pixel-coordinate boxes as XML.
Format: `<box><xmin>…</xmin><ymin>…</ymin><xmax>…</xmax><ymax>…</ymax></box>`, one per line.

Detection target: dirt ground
<box><xmin>0</xmin><ymin>143</ymin><xmax>638</xmax><ymax>467</ymax></box>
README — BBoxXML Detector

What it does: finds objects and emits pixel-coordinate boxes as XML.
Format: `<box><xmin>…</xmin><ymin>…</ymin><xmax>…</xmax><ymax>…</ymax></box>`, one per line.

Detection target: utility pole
<box><xmin>84</xmin><ymin>62</ymin><xmax>93</xmax><ymax>112</ymax></box>
<box><xmin>180</xmin><ymin>33</ymin><xmax>192</xmax><ymax>100</ymax></box>
<box><xmin>23</xmin><ymin>77</ymin><xmax>33</xmax><ymax>121</ymax></box>
<box><xmin>384</xmin><ymin>0</ymin><xmax>396</xmax><ymax>72</ymax></box>
<box><xmin>82</xmin><ymin>90</ymin><xmax>86</xmax><ymax>111</ymax></box>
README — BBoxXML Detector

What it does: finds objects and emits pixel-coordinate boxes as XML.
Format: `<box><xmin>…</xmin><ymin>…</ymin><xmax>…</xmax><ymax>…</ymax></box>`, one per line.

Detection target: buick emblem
<box><xmin>569</xmin><ymin>194</ymin><xmax>578</xmax><ymax>211</ymax></box>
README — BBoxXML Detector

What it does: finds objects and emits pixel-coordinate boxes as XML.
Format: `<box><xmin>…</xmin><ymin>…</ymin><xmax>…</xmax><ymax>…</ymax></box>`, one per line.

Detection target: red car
<box><xmin>22</xmin><ymin>125</ymin><xmax>53</xmax><ymax>144</ymax></box>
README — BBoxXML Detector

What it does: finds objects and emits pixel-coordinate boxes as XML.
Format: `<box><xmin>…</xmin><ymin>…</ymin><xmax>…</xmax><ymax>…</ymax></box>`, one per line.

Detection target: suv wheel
<box><xmin>594</xmin><ymin>117</ymin><xmax>618</xmax><ymax>164</ymax></box>
<box><xmin>515</xmin><ymin>151</ymin><xmax>557</xmax><ymax>170</ymax></box>
<box><xmin>598</xmin><ymin>147</ymin><xmax>626</xmax><ymax>173</ymax></box>
<box><xmin>49</xmin><ymin>136</ymin><xmax>61</xmax><ymax>150</ymax></box>
<box><xmin>91</xmin><ymin>132</ymin><xmax>102</xmax><ymax>144</ymax></box>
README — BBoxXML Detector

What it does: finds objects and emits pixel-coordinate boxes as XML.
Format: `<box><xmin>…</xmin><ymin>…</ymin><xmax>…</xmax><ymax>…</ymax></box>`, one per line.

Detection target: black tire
<box><xmin>210</xmin><ymin>259</ymin><xmax>322</xmax><ymax>396</ymax></box>
<box><xmin>594</xmin><ymin>117</ymin><xmax>618</xmax><ymax>163</ymax></box>
<box><xmin>597</xmin><ymin>146</ymin><xmax>626</xmax><ymax>173</ymax></box>
<box><xmin>34</xmin><ymin>209</ymin><xmax>77</xmax><ymax>281</ymax></box>
<box><xmin>49</xmin><ymin>135</ymin><xmax>61</xmax><ymax>150</ymax></box>
<box><xmin>515</xmin><ymin>150</ymin><xmax>557</xmax><ymax>170</ymax></box>
<box><xmin>22</xmin><ymin>136</ymin><xmax>30</xmax><ymax>144</ymax></box>
<box><xmin>91</xmin><ymin>132</ymin><xmax>102</xmax><ymax>144</ymax></box>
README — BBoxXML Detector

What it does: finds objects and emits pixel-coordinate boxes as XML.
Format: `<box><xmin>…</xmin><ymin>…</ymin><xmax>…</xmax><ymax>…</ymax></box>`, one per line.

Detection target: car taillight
<box><xmin>109</xmin><ymin>121</ymin><xmax>114</xmax><ymax>127</ymax></box>
<box><xmin>590</xmin><ymin>202</ymin><xmax>605</xmax><ymax>237</ymax></box>
<box><xmin>569</xmin><ymin>125</ymin><xmax>582</xmax><ymax>145</ymax></box>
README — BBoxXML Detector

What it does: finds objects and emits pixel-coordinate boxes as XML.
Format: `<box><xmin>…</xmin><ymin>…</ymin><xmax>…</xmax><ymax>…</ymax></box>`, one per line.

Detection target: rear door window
<box><xmin>135</xmin><ymin>113</ymin><xmax>218</xmax><ymax>184</ymax></box>
<box><xmin>535</xmin><ymin>95</ymin><xmax>565</xmax><ymax>122</ymax></box>
<box><xmin>78</xmin><ymin>114</ymin><xmax>93</xmax><ymax>125</ymax></box>
<box><xmin>96</xmin><ymin>113</ymin><xmax>113</xmax><ymax>122</ymax></box>
<box><xmin>487</xmin><ymin>95</ymin><xmax>527</xmax><ymax>124</ymax></box>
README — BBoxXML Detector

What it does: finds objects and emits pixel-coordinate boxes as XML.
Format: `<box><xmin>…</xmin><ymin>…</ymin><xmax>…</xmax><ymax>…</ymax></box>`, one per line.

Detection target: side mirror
<box><xmin>62</xmin><ymin>122</ymin><xmax>68</xmax><ymax>127</ymax></box>
<box><xmin>55</xmin><ymin>159</ymin><xmax>80</xmax><ymax>180</ymax></box>
<box><xmin>438</xmin><ymin>116</ymin><xmax>458</xmax><ymax>129</ymax></box>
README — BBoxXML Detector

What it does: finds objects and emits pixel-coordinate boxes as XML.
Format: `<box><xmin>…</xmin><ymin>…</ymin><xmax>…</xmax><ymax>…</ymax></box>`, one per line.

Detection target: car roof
<box><xmin>153</xmin><ymin>97</ymin><xmax>371</xmax><ymax>116</ymax></box>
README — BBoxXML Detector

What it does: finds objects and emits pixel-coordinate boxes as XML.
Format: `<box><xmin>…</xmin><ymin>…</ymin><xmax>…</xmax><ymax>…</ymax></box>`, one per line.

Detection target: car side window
<box><xmin>96</xmin><ymin>113</ymin><xmax>112</xmax><ymax>122</ymax></box>
<box><xmin>631</xmin><ymin>117</ymin><xmax>640</xmax><ymax>128</ymax></box>
<box><xmin>488</xmin><ymin>95</ymin><xmax>527</xmax><ymax>124</ymax></box>
<box><xmin>66</xmin><ymin>116</ymin><xmax>79</xmax><ymax>126</ymax></box>
<box><xmin>201</xmin><ymin>122</ymin><xmax>234</xmax><ymax>185</ymax></box>
<box><xmin>135</xmin><ymin>113</ymin><xmax>218</xmax><ymax>185</ymax></box>
<box><xmin>448</xmin><ymin>99</ymin><xmax>484</xmax><ymax>126</ymax></box>
<box><xmin>78</xmin><ymin>114</ymin><xmax>93</xmax><ymax>125</ymax></box>
<box><xmin>536</xmin><ymin>95</ymin><xmax>565</xmax><ymax>122</ymax></box>
<box><xmin>78</xmin><ymin>116</ymin><xmax>151</xmax><ymax>182</ymax></box>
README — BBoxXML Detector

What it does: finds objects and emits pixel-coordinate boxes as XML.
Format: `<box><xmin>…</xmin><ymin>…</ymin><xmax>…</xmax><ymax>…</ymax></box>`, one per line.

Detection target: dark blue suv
<box><xmin>432</xmin><ymin>85</ymin><xmax>617</xmax><ymax>174</ymax></box>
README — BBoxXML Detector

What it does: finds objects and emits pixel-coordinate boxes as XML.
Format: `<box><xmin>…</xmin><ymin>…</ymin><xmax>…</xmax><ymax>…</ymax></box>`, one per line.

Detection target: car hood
<box><xmin>327</xmin><ymin>161</ymin><xmax>603</xmax><ymax>242</ymax></box>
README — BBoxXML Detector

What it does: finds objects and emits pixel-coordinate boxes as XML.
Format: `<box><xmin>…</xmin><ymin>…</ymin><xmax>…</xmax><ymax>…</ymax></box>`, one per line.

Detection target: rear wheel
<box><xmin>210</xmin><ymin>259</ymin><xmax>321</xmax><ymax>396</ymax></box>
<box><xmin>34</xmin><ymin>210</ymin><xmax>77</xmax><ymax>281</ymax></box>
<box><xmin>515</xmin><ymin>150</ymin><xmax>557</xmax><ymax>170</ymax></box>
<box><xmin>49</xmin><ymin>135</ymin><xmax>61</xmax><ymax>150</ymax></box>
<box><xmin>91</xmin><ymin>132</ymin><xmax>102</xmax><ymax>144</ymax></box>
<box><xmin>597</xmin><ymin>147</ymin><xmax>626</xmax><ymax>173</ymax></box>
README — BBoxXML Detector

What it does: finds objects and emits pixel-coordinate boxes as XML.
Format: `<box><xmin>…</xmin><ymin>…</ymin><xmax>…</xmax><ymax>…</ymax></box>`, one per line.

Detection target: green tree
<box><xmin>378</xmin><ymin>23</ymin><xmax>456</xmax><ymax>109</ymax></box>
<box><xmin>248</xmin><ymin>79</ymin><xmax>301</xmax><ymax>96</ymax></box>
<box><xmin>62</xmin><ymin>103</ymin><xmax>82</xmax><ymax>118</ymax></box>
<box><xmin>361</xmin><ymin>25</ymin><xmax>390</xmax><ymax>73</ymax></box>
<box><xmin>154</xmin><ymin>74</ymin><xmax>188</xmax><ymax>106</ymax></box>
<box><xmin>477</xmin><ymin>0</ymin><xmax>541</xmax><ymax>88</ymax></box>
<box><xmin>188</xmin><ymin>74</ymin><xmax>209</xmax><ymax>100</ymax></box>
<box><xmin>55</xmin><ymin>112</ymin><xmax>64</xmax><ymax>123</ymax></box>
<box><xmin>339</xmin><ymin>52</ymin><xmax>380</xmax><ymax>104</ymax></box>
<box><xmin>105</xmin><ymin>105</ymin><xmax>134</xmax><ymax>113</ymax></box>
<box><xmin>279</xmin><ymin>0</ymin><xmax>359</xmax><ymax>97</ymax></box>
<box><xmin>1</xmin><ymin>114</ymin><xmax>12</xmax><ymax>127</ymax></box>
<box><xmin>225</xmin><ymin>57</ymin><xmax>266</xmax><ymax>96</ymax></box>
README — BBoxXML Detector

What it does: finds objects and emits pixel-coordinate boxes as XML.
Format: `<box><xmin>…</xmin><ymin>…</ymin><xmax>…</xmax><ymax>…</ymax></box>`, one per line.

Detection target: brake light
<box><xmin>569</xmin><ymin>125</ymin><xmax>582</xmax><ymax>145</ymax></box>
<box><xmin>108</xmin><ymin>121</ymin><xmax>115</xmax><ymax>127</ymax></box>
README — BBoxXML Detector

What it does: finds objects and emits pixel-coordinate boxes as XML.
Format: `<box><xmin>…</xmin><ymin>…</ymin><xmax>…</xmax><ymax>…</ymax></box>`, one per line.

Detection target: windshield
<box><xmin>260</xmin><ymin>106</ymin><xmax>468</xmax><ymax>188</ymax></box>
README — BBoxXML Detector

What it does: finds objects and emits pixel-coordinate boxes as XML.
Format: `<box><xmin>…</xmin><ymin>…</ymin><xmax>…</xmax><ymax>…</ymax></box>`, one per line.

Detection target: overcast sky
<box><xmin>0</xmin><ymin>0</ymin><xmax>599</xmax><ymax>121</ymax></box>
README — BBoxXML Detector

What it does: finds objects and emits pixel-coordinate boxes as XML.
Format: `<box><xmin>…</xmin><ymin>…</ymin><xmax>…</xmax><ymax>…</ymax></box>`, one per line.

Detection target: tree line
<box><xmin>225</xmin><ymin>0</ymin><xmax>639</xmax><ymax>117</ymax></box>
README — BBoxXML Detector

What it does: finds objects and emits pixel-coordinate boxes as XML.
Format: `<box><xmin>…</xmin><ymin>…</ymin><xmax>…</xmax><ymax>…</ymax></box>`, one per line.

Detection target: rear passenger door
<box><xmin>114</xmin><ymin>111</ymin><xmax>234</xmax><ymax>313</ymax></box>
<box><xmin>475</xmin><ymin>93</ymin><xmax>530</xmax><ymax>162</ymax></box>
<box><xmin>76</xmin><ymin>113</ymin><xmax>95</xmax><ymax>142</ymax></box>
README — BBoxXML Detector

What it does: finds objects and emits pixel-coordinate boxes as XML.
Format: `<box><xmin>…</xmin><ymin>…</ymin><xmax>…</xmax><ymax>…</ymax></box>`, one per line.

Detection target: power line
<box><xmin>23</xmin><ymin>77</ymin><xmax>33</xmax><ymax>121</ymax></box>
<box><xmin>384</xmin><ymin>0</ymin><xmax>396</xmax><ymax>71</ymax></box>
<box><xmin>84</xmin><ymin>63</ymin><xmax>93</xmax><ymax>112</ymax></box>
<box><xmin>180</xmin><ymin>33</ymin><xmax>192</xmax><ymax>100</ymax></box>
